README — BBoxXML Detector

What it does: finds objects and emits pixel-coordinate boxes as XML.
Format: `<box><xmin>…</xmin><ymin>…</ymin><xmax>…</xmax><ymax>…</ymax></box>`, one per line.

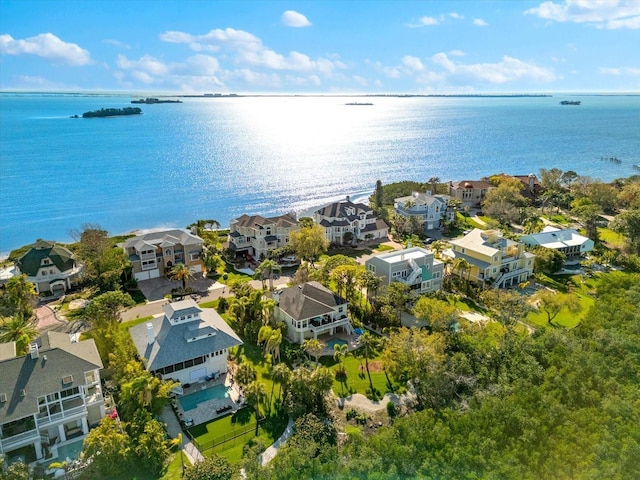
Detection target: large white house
<box><xmin>393</xmin><ymin>192</ymin><xmax>455</xmax><ymax>230</ymax></box>
<box><xmin>228</xmin><ymin>213</ymin><xmax>299</xmax><ymax>261</ymax></box>
<box><xmin>274</xmin><ymin>282</ymin><xmax>353</xmax><ymax>344</ymax></box>
<box><xmin>365</xmin><ymin>247</ymin><xmax>444</xmax><ymax>294</ymax></box>
<box><xmin>128</xmin><ymin>300</ymin><xmax>242</xmax><ymax>385</ymax></box>
<box><xmin>14</xmin><ymin>240</ymin><xmax>84</xmax><ymax>294</ymax></box>
<box><xmin>521</xmin><ymin>226</ymin><xmax>594</xmax><ymax>264</ymax></box>
<box><xmin>313</xmin><ymin>198</ymin><xmax>389</xmax><ymax>245</ymax></box>
<box><xmin>0</xmin><ymin>333</ymin><xmax>105</xmax><ymax>464</ymax></box>
<box><xmin>121</xmin><ymin>229</ymin><xmax>204</xmax><ymax>282</ymax></box>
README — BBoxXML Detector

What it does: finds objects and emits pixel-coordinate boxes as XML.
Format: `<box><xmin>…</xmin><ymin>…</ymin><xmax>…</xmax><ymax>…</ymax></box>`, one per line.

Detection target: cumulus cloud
<box><xmin>431</xmin><ymin>53</ymin><xmax>557</xmax><ymax>83</ymax></box>
<box><xmin>159</xmin><ymin>27</ymin><xmax>341</xmax><ymax>75</ymax></box>
<box><xmin>525</xmin><ymin>0</ymin><xmax>640</xmax><ymax>29</ymax></box>
<box><xmin>408</xmin><ymin>16</ymin><xmax>440</xmax><ymax>27</ymax></box>
<box><xmin>473</xmin><ymin>18</ymin><xmax>489</xmax><ymax>26</ymax></box>
<box><xmin>402</xmin><ymin>55</ymin><xmax>425</xmax><ymax>72</ymax></box>
<box><xmin>449</xmin><ymin>12</ymin><xmax>464</xmax><ymax>20</ymax></box>
<box><xmin>281</xmin><ymin>10</ymin><xmax>312</xmax><ymax>27</ymax></box>
<box><xmin>0</xmin><ymin>33</ymin><xmax>91</xmax><ymax>65</ymax></box>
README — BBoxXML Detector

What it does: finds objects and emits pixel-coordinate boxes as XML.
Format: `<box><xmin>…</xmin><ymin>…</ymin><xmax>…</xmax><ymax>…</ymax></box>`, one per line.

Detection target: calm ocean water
<box><xmin>1</xmin><ymin>93</ymin><xmax>639</xmax><ymax>254</ymax></box>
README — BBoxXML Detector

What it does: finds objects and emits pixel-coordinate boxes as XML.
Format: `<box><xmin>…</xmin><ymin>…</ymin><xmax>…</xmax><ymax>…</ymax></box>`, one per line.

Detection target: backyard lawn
<box><xmin>527</xmin><ymin>274</ymin><xmax>596</xmax><ymax>328</ymax></box>
<box><xmin>319</xmin><ymin>347</ymin><xmax>404</xmax><ymax>401</ymax></box>
<box><xmin>598</xmin><ymin>227</ymin><xmax>626</xmax><ymax>249</ymax></box>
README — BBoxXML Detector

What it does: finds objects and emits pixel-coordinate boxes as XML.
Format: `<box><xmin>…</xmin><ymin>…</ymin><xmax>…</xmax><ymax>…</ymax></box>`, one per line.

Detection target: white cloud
<box><xmin>0</xmin><ymin>33</ymin><xmax>91</xmax><ymax>65</ymax></box>
<box><xmin>449</xmin><ymin>12</ymin><xmax>464</xmax><ymax>20</ymax></box>
<box><xmin>473</xmin><ymin>18</ymin><xmax>489</xmax><ymax>26</ymax></box>
<box><xmin>409</xmin><ymin>16</ymin><xmax>440</xmax><ymax>27</ymax></box>
<box><xmin>159</xmin><ymin>27</ymin><xmax>341</xmax><ymax>75</ymax></box>
<box><xmin>600</xmin><ymin>66</ymin><xmax>640</xmax><ymax>76</ymax></box>
<box><xmin>281</xmin><ymin>10</ymin><xmax>312</xmax><ymax>27</ymax></box>
<box><xmin>103</xmin><ymin>39</ymin><xmax>130</xmax><ymax>49</ymax></box>
<box><xmin>431</xmin><ymin>53</ymin><xmax>556</xmax><ymax>84</ymax></box>
<box><xmin>449</xmin><ymin>49</ymin><xmax>466</xmax><ymax>57</ymax></box>
<box><xmin>116</xmin><ymin>54</ymin><xmax>169</xmax><ymax>75</ymax></box>
<box><xmin>402</xmin><ymin>55</ymin><xmax>425</xmax><ymax>72</ymax></box>
<box><xmin>525</xmin><ymin>0</ymin><xmax>640</xmax><ymax>29</ymax></box>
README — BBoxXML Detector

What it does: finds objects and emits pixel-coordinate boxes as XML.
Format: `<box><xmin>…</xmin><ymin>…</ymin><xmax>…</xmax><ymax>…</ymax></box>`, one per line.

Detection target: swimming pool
<box><xmin>326</xmin><ymin>338</ymin><xmax>347</xmax><ymax>350</ymax></box>
<box><xmin>179</xmin><ymin>384</ymin><xmax>230</xmax><ymax>411</ymax></box>
<box><xmin>49</xmin><ymin>438</ymin><xmax>84</xmax><ymax>466</ymax></box>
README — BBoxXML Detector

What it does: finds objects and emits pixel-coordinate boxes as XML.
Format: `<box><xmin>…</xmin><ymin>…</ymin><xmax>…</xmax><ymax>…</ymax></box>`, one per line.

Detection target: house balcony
<box><xmin>0</xmin><ymin>428</ymin><xmax>39</xmax><ymax>450</ymax></box>
<box><xmin>36</xmin><ymin>405</ymin><xmax>87</xmax><ymax>428</ymax></box>
<box><xmin>309</xmin><ymin>315</ymin><xmax>351</xmax><ymax>336</ymax></box>
<box><xmin>140</xmin><ymin>252</ymin><xmax>157</xmax><ymax>260</ymax></box>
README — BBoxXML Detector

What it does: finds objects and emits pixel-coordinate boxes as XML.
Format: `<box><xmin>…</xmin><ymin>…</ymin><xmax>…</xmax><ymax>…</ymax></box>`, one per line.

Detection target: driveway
<box><xmin>137</xmin><ymin>274</ymin><xmax>217</xmax><ymax>301</ymax></box>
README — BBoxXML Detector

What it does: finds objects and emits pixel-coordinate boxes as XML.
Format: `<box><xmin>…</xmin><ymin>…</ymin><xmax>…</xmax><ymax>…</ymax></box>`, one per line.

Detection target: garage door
<box><xmin>149</xmin><ymin>269</ymin><xmax>160</xmax><ymax>279</ymax></box>
<box><xmin>190</xmin><ymin>265</ymin><xmax>202</xmax><ymax>273</ymax></box>
<box><xmin>189</xmin><ymin>368</ymin><xmax>207</xmax><ymax>381</ymax></box>
<box><xmin>134</xmin><ymin>271</ymin><xmax>150</xmax><ymax>281</ymax></box>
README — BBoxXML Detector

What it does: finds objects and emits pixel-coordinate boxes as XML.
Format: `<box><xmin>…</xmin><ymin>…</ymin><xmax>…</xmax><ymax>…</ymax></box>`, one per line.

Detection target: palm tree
<box><xmin>235</xmin><ymin>362</ymin><xmax>257</xmax><ymax>389</ymax></box>
<box><xmin>428</xmin><ymin>176</ymin><xmax>440</xmax><ymax>194</ymax></box>
<box><xmin>453</xmin><ymin>257</ymin><xmax>471</xmax><ymax>282</ymax></box>
<box><xmin>169</xmin><ymin>263</ymin><xmax>193</xmax><ymax>290</ymax></box>
<box><xmin>333</xmin><ymin>343</ymin><xmax>349</xmax><ymax>375</ymax></box>
<box><xmin>429</xmin><ymin>240</ymin><xmax>448</xmax><ymax>260</ymax></box>
<box><xmin>244</xmin><ymin>381</ymin><xmax>267</xmax><ymax>434</ymax></box>
<box><xmin>4</xmin><ymin>275</ymin><xmax>37</xmax><ymax>318</ymax></box>
<box><xmin>265</xmin><ymin>329</ymin><xmax>282</xmax><ymax>364</ymax></box>
<box><xmin>523</xmin><ymin>212</ymin><xmax>545</xmax><ymax>234</ymax></box>
<box><xmin>360</xmin><ymin>271</ymin><xmax>382</xmax><ymax>305</ymax></box>
<box><xmin>260</xmin><ymin>298</ymin><xmax>276</xmax><ymax>326</ymax></box>
<box><xmin>358</xmin><ymin>331</ymin><xmax>379</xmax><ymax>390</ymax></box>
<box><xmin>0</xmin><ymin>314</ymin><xmax>38</xmax><ymax>355</ymax></box>
<box><xmin>302</xmin><ymin>338</ymin><xmax>324</xmax><ymax>367</ymax></box>
<box><xmin>270</xmin><ymin>363</ymin><xmax>291</xmax><ymax>405</ymax></box>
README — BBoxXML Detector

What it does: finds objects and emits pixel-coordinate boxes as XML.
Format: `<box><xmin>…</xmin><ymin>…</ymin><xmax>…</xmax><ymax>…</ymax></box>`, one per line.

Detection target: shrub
<box><xmin>386</xmin><ymin>401</ymin><xmax>397</xmax><ymax>418</ymax></box>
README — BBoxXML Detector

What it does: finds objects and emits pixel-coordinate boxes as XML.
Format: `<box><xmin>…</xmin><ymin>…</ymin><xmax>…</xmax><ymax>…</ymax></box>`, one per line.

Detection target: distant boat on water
<box><xmin>345</xmin><ymin>102</ymin><xmax>373</xmax><ymax>106</ymax></box>
<box><xmin>560</xmin><ymin>100</ymin><xmax>581</xmax><ymax>105</ymax></box>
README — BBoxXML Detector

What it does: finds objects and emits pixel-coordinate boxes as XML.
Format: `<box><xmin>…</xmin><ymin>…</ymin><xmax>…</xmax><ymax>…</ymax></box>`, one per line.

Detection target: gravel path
<box><xmin>335</xmin><ymin>391</ymin><xmax>415</xmax><ymax>412</ymax></box>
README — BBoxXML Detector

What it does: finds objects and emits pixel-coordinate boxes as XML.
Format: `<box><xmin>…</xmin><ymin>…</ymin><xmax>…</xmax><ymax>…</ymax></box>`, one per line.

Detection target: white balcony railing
<box><xmin>36</xmin><ymin>405</ymin><xmax>87</xmax><ymax>427</ymax></box>
<box><xmin>0</xmin><ymin>428</ymin><xmax>39</xmax><ymax>449</ymax></box>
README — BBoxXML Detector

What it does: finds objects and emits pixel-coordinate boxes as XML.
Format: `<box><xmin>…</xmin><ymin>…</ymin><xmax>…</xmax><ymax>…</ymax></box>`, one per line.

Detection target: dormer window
<box><xmin>165</xmin><ymin>249</ymin><xmax>172</xmax><ymax>255</ymax></box>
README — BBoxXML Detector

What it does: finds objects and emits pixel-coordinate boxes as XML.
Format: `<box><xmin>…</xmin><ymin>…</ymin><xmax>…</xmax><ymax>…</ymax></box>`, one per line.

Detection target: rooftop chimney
<box><xmin>146</xmin><ymin>322</ymin><xmax>155</xmax><ymax>345</ymax></box>
<box><xmin>30</xmin><ymin>343</ymin><xmax>39</xmax><ymax>359</ymax></box>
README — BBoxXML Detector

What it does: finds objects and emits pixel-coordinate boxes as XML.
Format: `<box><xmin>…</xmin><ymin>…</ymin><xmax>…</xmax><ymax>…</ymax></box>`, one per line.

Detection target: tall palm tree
<box><xmin>302</xmin><ymin>338</ymin><xmax>324</xmax><ymax>367</ymax></box>
<box><xmin>523</xmin><ymin>212</ymin><xmax>545</xmax><ymax>234</ymax></box>
<box><xmin>360</xmin><ymin>271</ymin><xmax>382</xmax><ymax>305</ymax></box>
<box><xmin>0</xmin><ymin>314</ymin><xmax>38</xmax><ymax>355</ymax></box>
<box><xmin>429</xmin><ymin>240</ymin><xmax>448</xmax><ymax>260</ymax></box>
<box><xmin>265</xmin><ymin>329</ymin><xmax>282</xmax><ymax>364</ymax></box>
<box><xmin>453</xmin><ymin>257</ymin><xmax>471</xmax><ymax>282</ymax></box>
<box><xmin>235</xmin><ymin>362</ymin><xmax>257</xmax><ymax>389</ymax></box>
<box><xmin>4</xmin><ymin>275</ymin><xmax>37</xmax><ymax>318</ymax></box>
<box><xmin>428</xmin><ymin>176</ymin><xmax>440</xmax><ymax>194</ymax></box>
<box><xmin>244</xmin><ymin>381</ymin><xmax>267</xmax><ymax>434</ymax></box>
<box><xmin>333</xmin><ymin>343</ymin><xmax>349</xmax><ymax>375</ymax></box>
<box><xmin>358</xmin><ymin>331</ymin><xmax>379</xmax><ymax>389</ymax></box>
<box><xmin>270</xmin><ymin>363</ymin><xmax>291</xmax><ymax>405</ymax></box>
<box><xmin>169</xmin><ymin>263</ymin><xmax>193</xmax><ymax>290</ymax></box>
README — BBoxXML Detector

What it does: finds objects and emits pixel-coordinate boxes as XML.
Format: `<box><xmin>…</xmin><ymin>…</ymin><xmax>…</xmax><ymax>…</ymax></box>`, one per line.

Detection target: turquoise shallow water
<box><xmin>1</xmin><ymin>93</ymin><xmax>639</xmax><ymax>253</ymax></box>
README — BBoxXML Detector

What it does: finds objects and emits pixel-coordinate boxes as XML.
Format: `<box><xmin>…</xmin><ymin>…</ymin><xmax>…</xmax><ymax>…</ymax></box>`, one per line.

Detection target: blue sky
<box><xmin>1</xmin><ymin>0</ymin><xmax>639</xmax><ymax>94</ymax></box>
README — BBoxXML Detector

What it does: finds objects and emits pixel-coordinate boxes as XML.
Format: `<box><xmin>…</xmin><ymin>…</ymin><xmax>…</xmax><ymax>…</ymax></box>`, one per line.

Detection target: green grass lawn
<box><xmin>373</xmin><ymin>244</ymin><xmax>396</xmax><ymax>252</ymax></box>
<box><xmin>527</xmin><ymin>274</ymin><xmax>596</xmax><ymax>328</ymax></box>
<box><xmin>319</xmin><ymin>347</ymin><xmax>404</xmax><ymax>401</ymax></box>
<box><xmin>456</xmin><ymin>213</ymin><xmax>486</xmax><ymax>230</ymax></box>
<box><xmin>598</xmin><ymin>227</ymin><xmax>625</xmax><ymax>249</ymax></box>
<box><xmin>448</xmin><ymin>296</ymin><xmax>488</xmax><ymax>314</ymax></box>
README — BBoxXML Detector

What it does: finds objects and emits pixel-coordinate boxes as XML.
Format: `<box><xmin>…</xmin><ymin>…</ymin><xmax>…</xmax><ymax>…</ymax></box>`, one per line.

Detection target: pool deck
<box><xmin>171</xmin><ymin>374</ymin><xmax>243</xmax><ymax>427</ymax></box>
<box><xmin>318</xmin><ymin>332</ymin><xmax>361</xmax><ymax>356</ymax></box>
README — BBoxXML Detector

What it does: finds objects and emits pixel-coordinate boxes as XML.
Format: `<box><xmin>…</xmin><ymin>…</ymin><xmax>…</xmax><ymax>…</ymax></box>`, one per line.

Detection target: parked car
<box><xmin>423</xmin><ymin>237</ymin><xmax>435</xmax><ymax>245</ymax></box>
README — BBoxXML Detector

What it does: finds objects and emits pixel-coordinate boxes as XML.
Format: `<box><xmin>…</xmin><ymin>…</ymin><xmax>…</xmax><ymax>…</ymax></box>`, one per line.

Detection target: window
<box><xmin>368</xmin><ymin>264</ymin><xmax>376</xmax><ymax>273</ymax></box>
<box><xmin>41</xmin><ymin>270</ymin><xmax>47</xmax><ymax>276</ymax></box>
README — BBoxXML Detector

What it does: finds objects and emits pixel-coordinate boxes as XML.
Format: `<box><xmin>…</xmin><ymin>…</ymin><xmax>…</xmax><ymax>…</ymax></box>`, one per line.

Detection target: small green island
<box><xmin>71</xmin><ymin>107</ymin><xmax>143</xmax><ymax>118</ymax></box>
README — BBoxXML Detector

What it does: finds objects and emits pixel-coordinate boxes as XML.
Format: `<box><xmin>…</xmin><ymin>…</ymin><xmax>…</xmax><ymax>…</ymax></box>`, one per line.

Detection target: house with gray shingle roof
<box><xmin>129</xmin><ymin>299</ymin><xmax>242</xmax><ymax>385</ymax></box>
<box><xmin>394</xmin><ymin>192</ymin><xmax>455</xmax><ymax>230</ymax></box>
<box><xmin>14</xmin><ymin>240</ymin><xmax>84</xmax><ymax>294</ymax></box>
<box><xmin>228</xmin><ymin>213</ymin><xmax>299</xmax><ymax>261</ymax></box>
<box><xmin>521</xmin><ymin>226</ymin><xmax>594</xmax><ymax>265</ymax></box>
<box><xmin>312</xmin><ymin>197</ymin><xmax>388</xmax><ymax>245</ymax></box>
<box><xmin>274</xmin><ymin>282</ymin><xmax>352</xmax><ymax>344</ymax></box>
<box><xmin>120</xmin><ymin>229</ymin><xmax>203</xmax><ymax>282</ymax></box>
<box><xmin>0</xmin><ymin>332</ymin><xmax>104</xmax><ymax>464</ymax></box>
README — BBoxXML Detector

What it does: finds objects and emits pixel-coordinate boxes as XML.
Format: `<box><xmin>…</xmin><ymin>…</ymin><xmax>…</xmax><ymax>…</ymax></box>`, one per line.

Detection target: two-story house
<box><xmin>365</xmin><ymin>247</ymin><xmax>444</xmax><ymax>294</ymax></box>
<box><xmin>393</xmin><ymin>192</ymin><xmax>455</xmax><ymax>230</ymax></box>
<box><xmin>444</xmin><ymin>229</ymin><xmax>535</xmax><ymax>288</ymax></box>
<box><xmin>129</xmin><ymin>299</ymin><xmax>243</xmax><ymax>385</ymax></box>
<box><xmin>313</xmin><ymin>197</ymin><xmax>389</xmax><ymax>245</ymax></box>
<box><xmin>0</xmin><ymin>333</ymin><xmax>104</xmax><ymax>464</ymax></box>
<box><xmin>121</xmin><ymin>229</ymin><xmax>204</xmax><ymax>282</ymax></box>
<box><xmin>14</xmin><ymin>240</ymin><xmax>83</xmax><ymax>294</ymax></box>
<box><xmin>448</xmin><ymin>180</ymin><xmax>494</xmax><ymax>208</ymax></box>
<box><xmin>521</xmin><ymin>226</ymin><xmax>594</xmax><ymax>265</ymax></box>
<box><xmin>228</xmin><ymin>214</ymin><xmax>299</xmax><ymax>261</ymax></box>
<box><xmin>274</xmin><ymin>282</ymin><xmax>353</xmax><ymax>344</ymax></box>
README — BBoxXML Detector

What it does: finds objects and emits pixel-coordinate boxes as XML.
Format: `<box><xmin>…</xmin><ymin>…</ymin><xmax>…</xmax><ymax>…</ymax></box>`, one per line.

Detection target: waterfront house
<box><xmin>393</xmin><ymin>191</ymin><xmax>455</xmax><ymax>230</ymax></box>
<box><xmin>365</xmin><ymin>247</ymin><xmax>444</xmax><ymax>294</ymax></box>
<box><xmin>483</xmin><ymin>173</ymin><xmax>542</xmax><ymax>202</ymax></box>
<box><xmin>448</xmin><ymin>180</ymin><xmax>494</xmax><ymax>208</ymax></box>
<box><xmin>0</xmin><ymin>332</ymin><xmax>104</xmax><ymax>464</ymax></box>
<box><xmin>14</xmin><ymin>240</ymin><xmax>83</xmax><ymax>294</ymax></box>
<box><xmin>121</xmin><ymin>229</ymin><xmax>203</xmax><ymax>282</ymax></box>
<box><xmin>312</xmin><ymin>197</ymin><xmax>389</xmax><ymax>245</ymax></box>
<box><xmin>521</xmin><ymin>226</ymin><xmax>594</xmax><ymax>264</ymax></box>
<box><xmin>228</xmin><ymin>213</ymin><xmax>299</xmax><ymax>261</ymax></box>
<box><xmin>444</xmin><ymin>229</ymin><xmax>535</xmax><ymax>288</ymax></box>
<box><xmin>128</xmin><ymin>299</ymin><xmax>242</xmax><ymax>385</ymax></box>
<box><xmin>274</xmin><ymin>282</ymin><xmax>353</xmax><ymax>344</ymax></box>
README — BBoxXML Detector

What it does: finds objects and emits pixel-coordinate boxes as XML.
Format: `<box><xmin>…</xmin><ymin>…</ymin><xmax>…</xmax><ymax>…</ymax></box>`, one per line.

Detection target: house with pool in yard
<box><xmin>365</xmin><ymin>246</ymin><xmax>444</xmax><ymax>295</ymax></box>
<box><xmin>273</xmin><ymin>282</ymin><xmax>353</xmax><ymax>344</ymax></box>
<box><xmin>128</xmin><ymin>299</ymin><xmax>243</xmax><ymax>426</ymax></box>
<box><xmin>0</xmin><ymin>332</ymin><xmax>105</xmax><ymax>467</ymax></box>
